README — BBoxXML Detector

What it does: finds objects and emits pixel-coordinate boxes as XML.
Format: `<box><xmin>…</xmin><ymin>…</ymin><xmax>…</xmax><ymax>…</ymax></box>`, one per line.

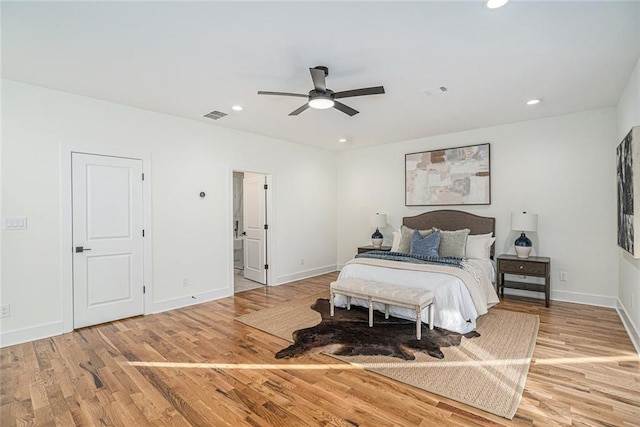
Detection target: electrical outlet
<box><xmin>559</xmin><ymin>271</ymin><xmax>568</xmax><ymax>281</ymax></box>
<box><xmin>182</xmin><ymin>278</ymin><xmax>189</xmax><ymax>287</ymax></box>
<box><xmin>300</xmin><ymin>258</ymin><xmax>304</xmax><ymax>266</ymax></box>
<box><xmin>0</xmin><ymin>304</ymin><xmax>10</xmax><ymax>318</ymax></box>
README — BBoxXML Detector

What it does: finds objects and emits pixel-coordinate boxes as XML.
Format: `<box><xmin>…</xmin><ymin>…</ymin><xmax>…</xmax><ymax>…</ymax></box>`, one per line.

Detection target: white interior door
<box><xmin>243</xmin><ymin>173</ymin><xmax>267</xmax><ymax>284</ymax></box>
<box><xmin>72</xmin><ymin>153</ymin><xmax>144</xmax><ymax>328</ymax></box>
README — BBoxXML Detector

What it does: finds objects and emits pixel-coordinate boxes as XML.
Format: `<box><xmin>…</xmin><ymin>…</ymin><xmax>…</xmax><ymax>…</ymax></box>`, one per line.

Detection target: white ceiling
<box><xmin>2</xmin><ymin>1</ymin><xmax>639</xmax><ymax>151</ymax></box>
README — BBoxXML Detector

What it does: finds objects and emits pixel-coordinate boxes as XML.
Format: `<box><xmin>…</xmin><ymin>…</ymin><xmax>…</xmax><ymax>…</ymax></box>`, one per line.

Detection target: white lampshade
<box><xmin>511</xmin><ymin>212</ymin><xmax>538</xmax><ymax>232</ymax></box>
<box><xmin>370</xmin><ymin>213</ymin><xmax>387</xmax><ymax>228</ymax></box>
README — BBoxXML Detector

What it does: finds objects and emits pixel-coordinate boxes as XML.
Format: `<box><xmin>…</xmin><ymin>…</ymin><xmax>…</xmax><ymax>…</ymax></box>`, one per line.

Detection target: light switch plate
<box><xmin>3</xmin><ymin>217</ymin><xmax>27</xmax><ymax>230</ymax></box>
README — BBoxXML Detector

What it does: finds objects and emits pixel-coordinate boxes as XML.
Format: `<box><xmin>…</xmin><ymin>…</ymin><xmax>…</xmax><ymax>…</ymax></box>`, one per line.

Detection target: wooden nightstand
<box><xmin>357</xmin><ymin>245</ymin><xmax>392</xmax><ymax>254</ymax></box>
<box><xmin>496</xmin><ymin>254</ymin><xmax>551</xmax><ymax>307</ymax></box>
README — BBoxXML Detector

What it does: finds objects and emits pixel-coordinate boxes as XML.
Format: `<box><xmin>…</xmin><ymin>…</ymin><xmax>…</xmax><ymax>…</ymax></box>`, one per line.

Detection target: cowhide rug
<box><xmin>275</xmin><ymin>298</ymin><xmax>479</xmax><ymax>360</ymax></box>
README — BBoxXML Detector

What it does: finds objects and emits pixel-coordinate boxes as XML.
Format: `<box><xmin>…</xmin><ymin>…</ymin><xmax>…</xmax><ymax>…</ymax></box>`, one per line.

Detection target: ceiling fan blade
<box><xmin>333</xmin><ymin>86</ymin><xmax>385</xmax><ymax>99</ymax></box>
<box><xmin>258</xmin><ymin>91</ymin><xmax>308</xmax><ymax>98</ymax></box>
<box><xmin>289</xmin><ymin>104</ymin><xmax>310</xmax><ymax>116</ymax></box>
<box><xmin>309</xmin><ymin>67</ymin><xmax>327</xmax><ymax>93</ymax></box>
<box><xmin>333</xmin><ymin>101</ymin><xmax>359</xmax><ymax>116</ymax></box>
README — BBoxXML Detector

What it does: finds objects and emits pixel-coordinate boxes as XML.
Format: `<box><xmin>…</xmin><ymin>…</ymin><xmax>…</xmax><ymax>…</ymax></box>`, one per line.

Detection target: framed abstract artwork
<box><xmin>405</xmin><ymin>143</ymin><xmax>491</xmax><ymax>206</ymax></box>
<box><xmin>617</xmin><ymin>126</ymin><xmax>640</xmax><ymax>258</ymax></box>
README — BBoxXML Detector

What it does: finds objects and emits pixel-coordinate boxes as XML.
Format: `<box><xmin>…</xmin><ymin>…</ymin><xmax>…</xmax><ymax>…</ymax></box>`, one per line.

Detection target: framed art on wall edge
<box><xmin>617</xmin><ymin>126</ymin><xmax>640</xmax><ymax>258</ymax></box>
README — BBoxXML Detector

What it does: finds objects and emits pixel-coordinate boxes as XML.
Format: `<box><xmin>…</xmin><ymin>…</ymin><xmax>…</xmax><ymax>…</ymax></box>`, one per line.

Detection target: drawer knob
<box><xmin>519</xmin><ymin>265</ymin><xmax>524</xmax><ymax>269</ymax></box>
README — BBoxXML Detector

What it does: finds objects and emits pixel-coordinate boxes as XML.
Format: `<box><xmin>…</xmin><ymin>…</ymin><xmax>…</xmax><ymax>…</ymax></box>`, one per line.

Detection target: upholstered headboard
<box><xmin>403</xmin><ymin>210</ymin><xmax>496</xmax><ymax>257</ymax></box>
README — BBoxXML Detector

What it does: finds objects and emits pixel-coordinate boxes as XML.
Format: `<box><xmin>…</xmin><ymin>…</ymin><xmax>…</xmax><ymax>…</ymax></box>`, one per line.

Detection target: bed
<box><xmin>335</xmin><ymin>210</ymin><xmax>500</xmax><ymax>334</ymax></box>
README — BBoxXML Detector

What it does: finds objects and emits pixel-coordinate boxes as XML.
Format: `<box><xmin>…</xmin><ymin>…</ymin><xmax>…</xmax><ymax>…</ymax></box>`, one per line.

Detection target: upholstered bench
<box><xmin>330</xmin><ymin>279</ymin><xmax>434</xmax><ymax>340</ymax></box>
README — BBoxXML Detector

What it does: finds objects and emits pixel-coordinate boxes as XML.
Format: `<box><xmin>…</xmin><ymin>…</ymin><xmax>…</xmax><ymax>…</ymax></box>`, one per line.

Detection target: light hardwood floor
<box><xmin>1</xmin><ymin>272</ymin><xmax>639</xmax><ymax>426</ymax></box>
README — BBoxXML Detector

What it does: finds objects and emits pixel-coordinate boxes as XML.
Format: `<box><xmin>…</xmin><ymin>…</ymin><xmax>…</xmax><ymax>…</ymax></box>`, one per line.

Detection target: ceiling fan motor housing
<box><xmin>308</xmin><ymin>90</ymin><xmax>334</xmax><ymax>109</ymax></box>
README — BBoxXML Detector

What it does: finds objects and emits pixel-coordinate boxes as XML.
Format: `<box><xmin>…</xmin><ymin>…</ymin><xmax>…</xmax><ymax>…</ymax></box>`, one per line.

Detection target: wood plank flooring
<box><xmin>1</xmin><ymin>272</ymin><xmax>639</xmax><ymax>426</ymax></box>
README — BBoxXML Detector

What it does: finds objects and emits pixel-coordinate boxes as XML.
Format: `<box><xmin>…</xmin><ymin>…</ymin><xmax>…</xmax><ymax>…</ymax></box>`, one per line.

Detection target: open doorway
<box><xmin>232</xmin><ymin>171</ymin><xmax>270</xmax><ymax>293</ymax></box>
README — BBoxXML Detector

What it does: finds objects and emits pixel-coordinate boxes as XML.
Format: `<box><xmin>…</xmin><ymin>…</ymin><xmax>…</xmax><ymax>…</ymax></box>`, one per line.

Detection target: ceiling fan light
<box><xmin>486</xmin><ymin>0</ymin><xmax>509</xmax><ymax>9</ymax></box>
<box><xmin>308</xmin><ymin>97</ymin><xmax>335</xmax><ymax>109</ymax></box>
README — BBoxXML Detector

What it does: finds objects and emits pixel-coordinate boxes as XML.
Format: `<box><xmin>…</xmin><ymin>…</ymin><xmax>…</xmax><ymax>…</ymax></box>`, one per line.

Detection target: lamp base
<box><xmin>515</xmin><ymin>246</ymin><xmax>532</xmax><ymax>258</ymax></box>
<box><xmin>371</xmin><ymin>227</ymin><xmax>383</xmax><ymax>249</ymax></box>
<box><xmin>514</xmin><ymin>232</ymin><xmax>532</xmax><ymax>258</ymax></box>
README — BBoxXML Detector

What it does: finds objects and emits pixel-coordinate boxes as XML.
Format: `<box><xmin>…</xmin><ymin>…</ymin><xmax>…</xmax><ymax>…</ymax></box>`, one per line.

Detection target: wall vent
<box><xmin>203</xmin><ymin>110</ymin><xmax>228</xmax><ymax>120</ymax></box>
<box><xmin>424</xmin><ymin>86</ymin><xmax>448</xmax><ymax>96</ymax></box>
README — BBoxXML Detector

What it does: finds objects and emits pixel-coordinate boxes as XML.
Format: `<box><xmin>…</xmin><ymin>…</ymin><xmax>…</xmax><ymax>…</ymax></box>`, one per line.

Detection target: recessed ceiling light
<box><xmin>526</xmin><ymin>99</ymin><xmax>541</xmax><ymax>105</ymax></box>
<box><xmin>486</xmin><ymin>0</ymin><xmax>509</xmax><ymax>9</ymax></box>
<box><xmin>338</xmin><ymin>138</ymin><xmax>347</xmax><ymax>143</ymax></box>
<box><xmin>231</xmin><ymin>105</ymin><xmax>243</xmax><ymax>111</ymax></box>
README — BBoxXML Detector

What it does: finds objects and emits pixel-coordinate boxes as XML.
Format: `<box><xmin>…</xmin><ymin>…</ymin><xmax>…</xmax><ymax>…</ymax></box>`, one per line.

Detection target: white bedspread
<box><xmin>336</xmin><ymin>258</ymin><xmax>499</xmax><ymax>334</ymax></box>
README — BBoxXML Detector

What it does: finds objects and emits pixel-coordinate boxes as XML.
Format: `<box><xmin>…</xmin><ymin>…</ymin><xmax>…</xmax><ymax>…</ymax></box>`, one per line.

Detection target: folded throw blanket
<box><xmin>356</xmin><ymin>251</ymin><xmax>464</xmax><ymax>267</ymax></box>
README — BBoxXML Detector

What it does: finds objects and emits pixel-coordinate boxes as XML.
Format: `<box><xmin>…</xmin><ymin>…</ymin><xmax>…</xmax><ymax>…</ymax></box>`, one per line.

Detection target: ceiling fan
<box><xmin>258</xmin><ymin>66</ymin><xmax>385</xmax><ymax>116</ymax></box>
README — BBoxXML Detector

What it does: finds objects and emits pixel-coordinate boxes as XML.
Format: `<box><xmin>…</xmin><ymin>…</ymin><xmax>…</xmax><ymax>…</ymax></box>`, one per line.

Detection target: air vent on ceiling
<box><xmin>424</xmin><ymin>86</ymin><xmax>448</xmax><ymax>96</ymax></box>
<box><xmin>203</xmin><ymin>110</ymin><xmax>228</xmax><ymax>120</ymax></box>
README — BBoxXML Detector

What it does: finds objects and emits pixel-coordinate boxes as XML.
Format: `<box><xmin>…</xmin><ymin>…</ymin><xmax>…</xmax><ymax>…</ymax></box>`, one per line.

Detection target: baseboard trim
<box><xmin>616</xmin><ymin>300</ymin><xmax>640</xmax><ymax>355</ymax></box>
<box><xmin>549</xmin><ymin>290</ymin><xmax>618</xmax><ymax>308</ymax></box>
<box><xmin>273</xmin><ymin>265</ymin><xmax>338</xmax><ymax>286</ymax></box>
<box><xmin>0</xmin><ymin>320</ymin><xmax>66</xmax><ymax>348</ymax></box>
<box><xmin>502</xmin><ymin>288</ymin><xmax>618</xmax><ymax>308</ymax></box>
<box><xmin>151</xmin><ymin>288</ymin><xmax>233</xmax><ymax>314</ymax></box>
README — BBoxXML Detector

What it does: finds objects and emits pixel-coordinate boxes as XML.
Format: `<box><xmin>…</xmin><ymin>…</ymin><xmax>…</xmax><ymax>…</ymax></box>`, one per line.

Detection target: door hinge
<box><xmin>264</xmin><ymin>264</ymin><xmax>269</xmax><ymax>270</ymax></box>
<box><xmin>142</xmin><ymin>173</ymin><xmax>145</xmax><ymax>181</ymax></box>
<box><xmin>143</xmin><ymin>286</ymin><xmax>146</xmax><ymax>294</ymax></box>
<box><xmin>142</xmin><ymin>229</ymin><xmax>145</xmax><ymax>237</ymax></box>
<box><xmin>264</xmin><ymin>184</ymin><xmax>268</xmax><ymax>190</ymax></box>
<box><xmin>264</xmin><ymin>224</ymin><xmax>268</xmax><ymax>230</ymax></box>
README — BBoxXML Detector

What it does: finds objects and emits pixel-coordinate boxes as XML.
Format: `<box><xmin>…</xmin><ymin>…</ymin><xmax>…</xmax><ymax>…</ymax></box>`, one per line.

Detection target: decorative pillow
<box><xmin>466</xmin><ymin>234</ymin><xmax>496</xmax><ymax>260</ymax></box>
<box><xmin>398</xmin><ymin>225</ymin><xmax>434</xmax><ymax>253</ymax></box>
<box><xmin>390</xmin><ymin>231</ymin><xmax>401</xmax><ymax>252</ymax></box>
<box><xmin>410</xmin><ymin>229</ymin><xmax>441</xmax><ymax>257</ymax></box>
<box><xmin>437</xmin><ymin>228</ymin><xmax>470</xmax><ymax>258</ymax></box>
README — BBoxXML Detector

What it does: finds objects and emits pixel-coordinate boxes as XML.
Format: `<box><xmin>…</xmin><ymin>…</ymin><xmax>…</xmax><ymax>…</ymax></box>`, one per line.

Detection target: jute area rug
<box><xmin>236</xmin><ymin>293</ymin><xmax>539</xmax><ymax>419</ymax></box>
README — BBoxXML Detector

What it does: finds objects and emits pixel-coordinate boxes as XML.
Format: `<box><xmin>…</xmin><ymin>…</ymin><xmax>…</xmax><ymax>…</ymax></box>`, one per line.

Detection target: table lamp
<box><xmin>511</xmin><ymin>212</ymin><xmax>538</xmax><ymax>258</ymax></box>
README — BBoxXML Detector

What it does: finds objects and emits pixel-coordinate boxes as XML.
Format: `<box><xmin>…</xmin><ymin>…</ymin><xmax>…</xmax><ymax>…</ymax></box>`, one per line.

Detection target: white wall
<box><xmin>0</xmin><ymin>80</ymin><xmax>337</xmax><ymax>346</ymax></box>
<box><xmin>617</xmin><ymin>56</ymin><xmax>640</xmax><ymax>350</ymax></box>
<box><xmin>337</xmin><ymin>108</ymin><xmax>618</xmax><ymax>306</ymax></box>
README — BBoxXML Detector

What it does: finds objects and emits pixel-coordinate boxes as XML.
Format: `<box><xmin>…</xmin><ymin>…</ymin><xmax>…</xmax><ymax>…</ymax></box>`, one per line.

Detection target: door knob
<box><xmin>75</xmin><ymin>246</ymin><xmax>92</xmax><ymax>253</ymax></box>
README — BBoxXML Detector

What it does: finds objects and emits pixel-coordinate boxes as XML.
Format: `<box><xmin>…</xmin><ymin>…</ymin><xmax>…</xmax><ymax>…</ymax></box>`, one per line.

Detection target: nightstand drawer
<box><xmin>499</xmin><ymin>259</ymin><xmax>547</xmax><ymax>276</ymax></box>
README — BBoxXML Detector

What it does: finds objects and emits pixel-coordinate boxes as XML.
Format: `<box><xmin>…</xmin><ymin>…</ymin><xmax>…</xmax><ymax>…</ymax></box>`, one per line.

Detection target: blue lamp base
<box><xmin>371</xmin><ymin>227</ymin><xmax>383</xmax><ymax>248</ymax></box>
<box><xmin>514</xmin><ymin>232</ymin><xmax>532</xmax><ymax>258</ymax></box>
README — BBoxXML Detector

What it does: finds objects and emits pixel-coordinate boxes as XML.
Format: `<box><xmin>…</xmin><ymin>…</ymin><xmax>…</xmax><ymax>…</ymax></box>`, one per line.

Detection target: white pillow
<box><xmin>465</xmin><ymin>234</ymin><xmax>495</xmax><ymax>260</ymax></box>
<box><xmin>390</xmin><ymin>230</ymin><xmax>401</xmax><ymax>252</ymax></box>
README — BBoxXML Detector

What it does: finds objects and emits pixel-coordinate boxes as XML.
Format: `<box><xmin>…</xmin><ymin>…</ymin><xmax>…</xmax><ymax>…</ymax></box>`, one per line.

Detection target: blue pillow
<box><xmin>410</xmin><ymin>229</ymin><xmax>441</xmax><ymax>257</ymax></box>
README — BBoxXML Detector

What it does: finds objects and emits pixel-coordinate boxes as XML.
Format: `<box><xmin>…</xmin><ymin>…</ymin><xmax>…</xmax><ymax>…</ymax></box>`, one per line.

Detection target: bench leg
<box><xmin>346</xmin><ymin>296</ymin><xmax>351</xmax><ymax>310</ymax></box>
<box><xmin>330</xmin><ymin>292</ymin><xmax>335</xmax><ymax>317</ymax></box>
<box><xmin>384</xmin><ymin>304</ymin><xmax>389</xmax><ymax>319</ymax></box>
<box><xmin>429</xmin><ymin>303</ymin><xmax>434</xmax><ymax>330</ymax></box>
<box><xmin>416</xmin><ymin>306</ymin><xmax>422</xmax><ymax>340</ymax></box>
<box><xmin>368</xmin><ymin>297</ymin><xmax>373</xmax><ymax>327</ymax></box>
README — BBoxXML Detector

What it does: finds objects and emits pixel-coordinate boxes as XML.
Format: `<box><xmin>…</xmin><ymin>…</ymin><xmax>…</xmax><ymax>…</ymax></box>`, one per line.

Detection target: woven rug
<box><xmin>236</xmin><ymin>293</ymin><xmax>539</xmax><ymax>419</ymax></box>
